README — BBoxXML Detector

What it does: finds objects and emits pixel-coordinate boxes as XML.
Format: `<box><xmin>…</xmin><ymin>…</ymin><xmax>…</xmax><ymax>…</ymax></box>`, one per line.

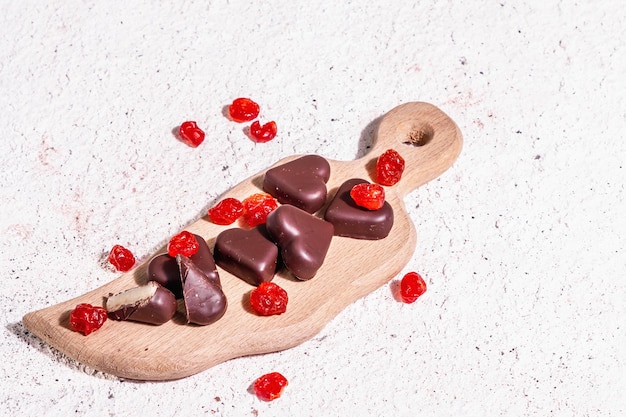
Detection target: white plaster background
<box><xmin>1</xmin><ymin>1</ymin><xmax>625</xmax><ymax>416</ymax></box>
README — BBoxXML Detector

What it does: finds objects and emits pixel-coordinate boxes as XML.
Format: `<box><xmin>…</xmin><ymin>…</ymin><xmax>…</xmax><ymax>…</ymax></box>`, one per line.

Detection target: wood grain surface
<box><xmin>22</xmin><ymin>102</ymin><xmax>462</xmax><ymax>380</ymax></box>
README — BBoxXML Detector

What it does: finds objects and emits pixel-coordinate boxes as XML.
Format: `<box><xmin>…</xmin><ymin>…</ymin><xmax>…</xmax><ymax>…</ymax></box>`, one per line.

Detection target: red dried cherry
<box><xmin>228</xmin><ymin>98</ymin><xmax>260</xmax><ymax>123</ymax></box>
<box><xmin>250</xmin><ymin>282</ymin><xmax>288</xmax><ymax>316</ymax></box>
<box><xmin>249</xmin><ymin>120</ymin><xmax>277</xmax><ymax>143</ymax></box>
<box><xmin>400</xmin><ymin>272</ymin><xmax>427</xmax><ymax>303</ymax></box>
<box><xmin>253</xmin><ymin>372</ymin><xmax>288</xmax><ymax>401</ymax></box>
<box><xmin>179</xmin><ymin>121</ymin><xmax>205</xmax><ymax>147</ymax></box>
<box><xmin>242</xmin><ymin>193</ymin><xmax>278</xmax><ymax>227</ymax></box>
<box><xmin>208</xmin><ymin>198</ymin><xmax>244</xmax><ymax>225</ymax></box>
<box><xmin>167</xmin><ymin>231</ymin><xmax>199</xmax><ymax>257</ymax></box>
<box><xmin>108</xmin><ymin>244</ymin><xmax>136</xmax><ymax>272</ymax></box>
<box><xmin>376</xmin><ymin>149</ymin><xmax>405</xmax><ymax>186</ymax></box>
<box><xmin>69</xmin><ymin>303</ymin><xmax>108</xmax><ymax>335</ymax></box>
<box><xmin>350</xmin><ymin>183</ymin><xmax>385</xmax><ymax>210</ymax></box>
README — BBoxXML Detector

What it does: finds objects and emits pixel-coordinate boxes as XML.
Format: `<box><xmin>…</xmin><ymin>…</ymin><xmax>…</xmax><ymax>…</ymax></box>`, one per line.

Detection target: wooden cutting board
<box><xmin>23</xmin><ymin>102</ymin><xmax>462</xmax><ymax>380</ymax></box>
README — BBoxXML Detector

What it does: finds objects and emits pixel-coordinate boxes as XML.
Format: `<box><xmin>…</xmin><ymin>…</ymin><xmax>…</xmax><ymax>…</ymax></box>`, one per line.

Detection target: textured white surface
<box><xmin>1</xmin><ymin>0</ymin><xmax>625</xmax><ymax>415</ymax></box>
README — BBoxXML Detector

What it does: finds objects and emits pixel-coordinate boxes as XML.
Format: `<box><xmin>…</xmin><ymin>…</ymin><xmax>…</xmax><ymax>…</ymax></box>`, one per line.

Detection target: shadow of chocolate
<box><xmin>205</xmin><ymin>236</ymin><xmax>216</xmax><ymax>251</ymax></box>
<box><xmin>249</xmin><ymin>173</ymin><xmax>265</xmax><ymax>191</ymax></box>
<box><xmin>273</xmin><ymin>264</ymin><xmax>300</xmax><ymax>283</ymax></box>
<box><xmin>170</xmin><ymin>299</ymin><xmax>189</xmax><ymax>325</ymax></box>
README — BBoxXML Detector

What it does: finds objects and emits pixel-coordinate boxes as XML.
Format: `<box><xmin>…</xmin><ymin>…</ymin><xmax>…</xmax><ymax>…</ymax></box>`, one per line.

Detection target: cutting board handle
<box><xmin>362</xmin><ymin>102</ymin><xmax>463</xmax><ymax>197</ymax></box>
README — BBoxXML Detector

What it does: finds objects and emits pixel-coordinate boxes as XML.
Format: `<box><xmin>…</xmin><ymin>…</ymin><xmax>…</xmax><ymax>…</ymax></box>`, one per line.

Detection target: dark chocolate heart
<box><xmin>213</xmin><ymin>225</ymin><xmax>279</xmax><ymax>286</ymax></box>
<box><xmin>147</xmin><ymin>233</ymin><xmax>219</xmax><ymax>298</ymax></box>
<box><xmin>265</xmin><ymin>204</ymin><xmax>334</xmax><ymax>280</ymax></box>
<box><xmin>324</xmin><ymin>178</ymin><xmax>394</xmax><ymax>240</ymax></box>
<box><xmin>262</xmin><ymin>155</ymin><xmax>331</xmax><ymax>213</ymax></box>
<box><xmin>178</xmin><ymin>255</ymin><xmax>227</xmax><ymax>326</ymax></box>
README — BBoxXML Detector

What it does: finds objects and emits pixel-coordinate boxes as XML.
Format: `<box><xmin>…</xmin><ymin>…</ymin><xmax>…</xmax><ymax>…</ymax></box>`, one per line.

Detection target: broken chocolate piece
<box><xmin>178</xmin><ymin>255</ymin><xmax>227</xmax><ymax>326</ymax></box>
<box><xmin>263</xmin><ymin>155</ymin><xmax>331</xmax><ymax>213</ymax></box>
<box><xmin>324</xmin><ymin>178</ymin><xmax>394</xmax><ymax>240</ymax></box>
<box><xmin>146</xmin><ymin>254</ymin><xmax>181</xmax><ymax>297</ymax></box>
<box><xmin>213</xmin><ymin>225</ymin><xmax>279</xmax><ymax>286</ymax></box>
<box><xmin>265</xmin><ymin>204</ymin><xmax>334</xmax><ymax>280</ymax></box>
<box><xmin>147</xmin><ymin>233</ymin><xmax>219</xmax><ymax>298</ymax></box>
<box><xmin>106</xmin><ymin>281</ymin><xmax>177</xmax><ymax>325</ymax></box>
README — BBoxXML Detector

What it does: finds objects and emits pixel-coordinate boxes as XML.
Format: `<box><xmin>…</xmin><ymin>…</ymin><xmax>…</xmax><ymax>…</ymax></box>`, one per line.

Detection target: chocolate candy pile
<box><xmin>105</xmin><ymin>155</ymin><xmax>395</xmax><ymax>326</ymax></box>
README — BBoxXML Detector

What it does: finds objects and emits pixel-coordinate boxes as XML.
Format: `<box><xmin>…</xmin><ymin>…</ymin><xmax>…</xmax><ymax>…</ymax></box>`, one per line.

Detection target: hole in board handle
<box><xmin>402</xmin><ymin>122</ymin><xmax>434</xmax><ymax>147</ymax></box>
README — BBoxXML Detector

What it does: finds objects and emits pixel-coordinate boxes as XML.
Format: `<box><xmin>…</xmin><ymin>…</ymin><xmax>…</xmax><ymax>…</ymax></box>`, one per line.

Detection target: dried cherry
<box><xmin>242</xmin><ymin>193</ymin><xmax>278</xmax><ymax>227</ymax></box>
<box><xmin>253</xmin><ymin>372</ymin><xmax>288</xmax><ymax>401</ymax></box>
<box><xmin>167</xmin><ymin>231</ymin><xmax>199</xmax><ymax>257</ymax></box>
<box><xmin>108</xmin><ymin>244</ymin><xmax>136</xmax><ymax>272</ymax></box>
<box><xmin>376</xmin><ymin>149</ymin><xmax>405</xmax><ymax>186</ymax></box>
<box><xmin>249</xmin><ymin>120</ymin><xmax>277</xmax><ymax>143</ymax></box>
<box><xmin>208</xmin><ymin>198</ymin><xmax>244</xmax><ymax>225</ymax></box>
<box><xmin>69</xmin><ymin>303</ymin><xmax>108</xmax><ymax>335</ymax></box>
<box><xmin>228</xmin><ymin>98</ymin><xmax>260</xmax><ymax>123</ymax></box>
<box><xmin>349</xmin><ymin>182</ymin><xmax>385</xmax><ymax>210</ymax></box>
<box><xmin>250</xmin><ymin>282</ymin><xmax>288</xmax><ymax>316</ymax></box>
<box><xmin>179</xmin><ymin>121</ymin><xmax>205</xmax><ymax>148</ymax></box>
<box><xmin>400</xmin><ymin>272</ymin><xmax>427</xmax><ymax>303</ymax></box>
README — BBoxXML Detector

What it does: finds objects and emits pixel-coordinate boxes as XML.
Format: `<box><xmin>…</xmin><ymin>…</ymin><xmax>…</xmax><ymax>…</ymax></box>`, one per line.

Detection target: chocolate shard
<box><xmin>262</xmin><ymin>155</ymin><xmax>331</xmax><ymax>213</ymax></box>
<box><xmin>324</xmin><ymin>178</ymin><xmax>394</xmax><ymax>240</ymax></box>
<box><xmin>178</xmin><ymin>254</ymin><xmax>227</xmax><ymax>326</ymax></box>
<box><xmin>213</xmin><ymin>225</ymin><xmax>279</xmax><ymax>286</ymax></box>
<box><xmin>147</xmin><ymin>233</ymin><xmax>220</xmax><ymax>298</ymax></box>
<box><xmin>265</xmin><ymin>204</ymin><xmax>334</xmax><ymax>280</ymax></box>
<box><xmin>106</xmin><ymin>281</ymin><xmax>177</xmax><ymax>325</ymax></box>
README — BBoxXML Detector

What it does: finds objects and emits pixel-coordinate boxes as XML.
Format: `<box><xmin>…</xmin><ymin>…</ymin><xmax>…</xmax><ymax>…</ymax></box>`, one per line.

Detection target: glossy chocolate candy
<box><xmin>324</xmin><ymin>178</ymin><xmax>394</xmax><ymax>240</ymax></box>
<box><xmin>265</xmin><ymin>204</ymin><xmax>334</xmax><ymax>280</ymax></box>
<box><xmin>106</xmin><ymin>281</ymin><xmax>177</xmax><ymax>325</ymax></box>
<box><xmin>213</xmin><ymin>225</ymin><xmax>279</xmax><ymax>286</ymax></box>
<box><xmin>262</xmin><ymin>155</ymin><xmax>331</xmax><ymax>213</ymax></box>
<box><xmin>178</xmin><ymin>255</ymin><xmax>227</xmax><ymax>326</ymax></box>
<box><xmin>147</xmin><ymin>233</ymin><xmax>219</xmax><ymax>298</ymax></box>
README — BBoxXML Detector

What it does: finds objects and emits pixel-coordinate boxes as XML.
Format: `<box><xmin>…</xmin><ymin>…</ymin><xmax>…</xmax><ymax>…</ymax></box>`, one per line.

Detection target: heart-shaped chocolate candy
<box><xmin>178</xmin><ymin>255</ymin><xmax>227</xmax><ymax>326</ymax></box>
<box><xmin>265</xmin><ymin>204</ymin><xmax>334</xmax><ymax>280</ymax></box>
<box><xmin>324</xmin><ymin>178</ymin><xmax>394</xmax><ymax>240</ymax></box>
<box><xmin>147</xmin><ymin>233</ymin><xmax>219</xmax><ymax>298</ymax></box>
<box><xmin>263</xmin><ymin>155</ymin><xmax>331</xmax><ymax>213</ymax></box>
<box><xmin>213</xmin><ymin>225</ymin><xmax>279</xmax><ymax>286</ymax></box>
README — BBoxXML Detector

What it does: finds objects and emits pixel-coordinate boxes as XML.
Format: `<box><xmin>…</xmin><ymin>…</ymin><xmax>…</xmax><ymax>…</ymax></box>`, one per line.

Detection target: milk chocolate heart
<box><xmin>324</xmin><ymin>178</ymin><xmax>394</xmax><ymax>240</ymax></box>
<box><xmin>213</xmin><ymin>225</ymin><xmax>279</xmax><ymax>286</ymax></box>
<box><xmin>265</xmin><ymin>204</ymin><xmax>334</xmax><ymax>280</ymax></box>
<box><xmin>147</xmin><ymin>234</ymin><xmax>219</xmax><ymax>298</ymax></box>
<box><xmin>263</xmin><ymin>155</ymin><xmax>331</xmax><ymax>213</ymax></box>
